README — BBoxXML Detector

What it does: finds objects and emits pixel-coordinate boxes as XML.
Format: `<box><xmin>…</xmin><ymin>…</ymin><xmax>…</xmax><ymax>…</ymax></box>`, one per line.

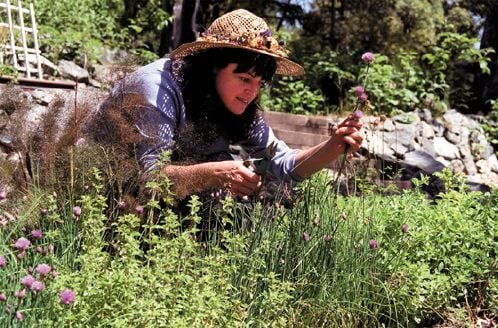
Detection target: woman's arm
<box><xmin>161</xmin><ymin>160</ymin><xmax>261</xmax><ymax>199</ymax></box>
<box><xmin>292</xmin><ymin>114</ymin><xmax>363</xmax><ymax>178</ymax></box>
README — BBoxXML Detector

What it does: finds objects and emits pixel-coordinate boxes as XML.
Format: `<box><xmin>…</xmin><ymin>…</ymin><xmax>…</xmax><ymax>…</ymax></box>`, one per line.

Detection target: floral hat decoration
<box><xmin>169</xmin><ymin>9</ymin><xmax>305</xmax><ymax>76</ymax></box>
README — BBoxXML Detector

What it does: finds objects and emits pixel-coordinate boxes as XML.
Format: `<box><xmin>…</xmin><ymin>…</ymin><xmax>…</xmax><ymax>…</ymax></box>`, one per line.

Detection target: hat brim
<box><xmin>170</xmin><ymin>41</ymin><xmax>305</xmax><ymax>76</ymax></box>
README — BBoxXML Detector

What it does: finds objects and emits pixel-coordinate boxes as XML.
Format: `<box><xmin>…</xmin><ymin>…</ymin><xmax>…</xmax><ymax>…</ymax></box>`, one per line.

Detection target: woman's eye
<box><xmin>239</xmin><ymin>76</ymin><xmax>250</xmax><ymax>83</ymax></box>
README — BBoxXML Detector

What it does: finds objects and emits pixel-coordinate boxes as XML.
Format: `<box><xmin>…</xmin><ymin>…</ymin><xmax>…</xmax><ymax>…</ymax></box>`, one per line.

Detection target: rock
<box><xmin>476</xmin><ymin>159</ymin><xmax>492</xmax><ymax>174</ymax></box>
<box><xmin>470</xmin><ymin>131</ymin><xmax>494</xmax><ymax>160</ymax></box>
<box><xmin>434</xmin><ymin>137</ymin><xmax>460</xmax><ymax>160</ymax></box>
<box><xmin>58</xmin><ymin>60</ymin><xmax>90</xmax><ymax>82</ymax></box>
<box><xmin>393</xmin><ymin>112</ymin><xmax>420</xmax><ymax>124</ymax></box>
<box><xmin>442</xmin><ymin>110</ymin><xmax>469</xmax><ymax>134</ymax></box>
<box><xmin>461</xmin><ymin>155</ymin><xmax>478</xmax><ymax>176</ymax></box>
<box><xmin>393</xmin><ymin>123</ymin><xmax>418</xmax><ymax>149</ymax></box>
<box><xmin>30</xmin><ymin>90</ymin><xmax>54</xmax><ymax>106</ymax></box>
<box><xmin>380</xmin><ymin>118</ymin><xmax>395</xmax><ymax>132</ymax></box>
<box><xmin>403</xmin><ymin>150</ymin><xmax>447</xmax><ymax>174</ymax></box>
<box><xmin>488</xmin><ymin>154</ymin><xmax>498</xmax><ymax>172</ymax></box>
<box><xmin>415</xmin><ymin>108</ymin><xmax>433</xmax><ymax>123</ymax></box>
<box><xmin>418</xmin><ymin>121</ymin><xmax>435</xmax><ymax>140</ymax></box>
<box><xmin>450</xmin><ymin>159</ymin><xmax>466</xmax><ymax>174</ymax></box>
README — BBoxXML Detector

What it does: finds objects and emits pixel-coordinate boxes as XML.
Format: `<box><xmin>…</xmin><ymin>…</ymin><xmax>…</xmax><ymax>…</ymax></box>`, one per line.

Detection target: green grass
<box><xmin>0</xmin><ymin>166</ymin><xmax>497</xmax><ymax>327</ymax></box>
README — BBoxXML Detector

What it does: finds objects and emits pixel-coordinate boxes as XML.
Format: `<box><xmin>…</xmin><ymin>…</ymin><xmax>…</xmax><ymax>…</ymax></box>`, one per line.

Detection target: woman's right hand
<box><xmin>214</xmin><ymin>161</ymin><xmax>262</xmax><ymax>197</ymax></box>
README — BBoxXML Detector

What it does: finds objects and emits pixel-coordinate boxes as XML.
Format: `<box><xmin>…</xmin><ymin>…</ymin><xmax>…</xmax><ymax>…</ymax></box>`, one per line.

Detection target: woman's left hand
<box><xmin>329</xmin><ymin>113</ymin><xmax>364</xmax><ymax>154</ymax></box>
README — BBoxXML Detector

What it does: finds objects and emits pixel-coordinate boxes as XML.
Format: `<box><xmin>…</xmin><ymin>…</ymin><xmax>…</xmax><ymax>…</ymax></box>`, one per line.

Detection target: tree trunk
<box><xmin>171</xmin><ymin>0</ymin><xmax>198</xmax><ymax>49</ymax></box>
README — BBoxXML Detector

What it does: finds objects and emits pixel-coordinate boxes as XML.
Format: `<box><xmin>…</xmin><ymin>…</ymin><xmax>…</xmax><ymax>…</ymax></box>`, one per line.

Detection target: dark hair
<box><xmin>178</xmin><ymin>48</ymin><xmax>277</xmax><ymax>141</ymax></box>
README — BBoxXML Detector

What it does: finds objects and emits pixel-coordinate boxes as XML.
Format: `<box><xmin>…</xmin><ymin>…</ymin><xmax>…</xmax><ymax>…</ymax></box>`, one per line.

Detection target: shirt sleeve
<box><xmin>120</xmin><ymin>58</ymin><xmax>185</xmax><ymax>172</ymax></box>
<box><xmin>241</xmin><ymin>114</ymin><xmax>304</xmax><ymax>182</ymax></box>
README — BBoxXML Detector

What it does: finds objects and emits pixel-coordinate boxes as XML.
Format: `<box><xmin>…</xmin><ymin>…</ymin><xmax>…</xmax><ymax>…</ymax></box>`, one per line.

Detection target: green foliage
<box><xmin>482</xmin><ymin>99</ymin><xmax>498</xmax><ymax>153</ymax></box>
<box><xmin>351</xmin><ymin>53</ymin><xmax>424</xmax><ymax>115</ymax></box>
<box><xmin>33</xmin><ymin>0</ymin><xmax>124</xmax><ymax>65</ymax></box>
<box><xmin>0</xmin><ymin>64</ymin><xmax>17</xmax><ymax>77</ymax></box>
<box><xmin>32</xmin><ymin>0</ymin><xmax>172</xmax><ymax>66</ymax></box>
<box><xmin>380</xmin><ymin>176</ymin><xmax>498</xmax><ymax>324</ymax></box>
<box><xmin>421</xmin><ymin>31</ymin><xmax>495</xmax><ymax>113</ymax></box>
<box><xmin>1</xmin><ymin>162</ymin><xmax>497</xmax><ymax>326</ymax></box>
<box><xmin>261</xmin><ymin>76</ymin><xmax>325</xmax><ymax>115</ymax></box>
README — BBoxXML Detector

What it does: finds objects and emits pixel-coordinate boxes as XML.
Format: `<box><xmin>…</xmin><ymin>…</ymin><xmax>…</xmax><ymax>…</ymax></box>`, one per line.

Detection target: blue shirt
<box><xmin>109</xmin><ymin>57</ymin><xmax>303</xmax><ymax>182</ymax></box>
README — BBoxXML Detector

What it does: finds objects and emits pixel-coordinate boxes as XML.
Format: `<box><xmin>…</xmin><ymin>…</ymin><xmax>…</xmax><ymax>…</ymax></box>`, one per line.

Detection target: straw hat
<box><xmin>170</xmin><ymin>9</ymin><xmax>304</xmax><ymax>76</ymax></box>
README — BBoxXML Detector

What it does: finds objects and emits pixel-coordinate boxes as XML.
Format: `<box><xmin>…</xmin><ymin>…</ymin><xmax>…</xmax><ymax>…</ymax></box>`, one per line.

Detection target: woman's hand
<box><xmin>329</xmin><ymin>113</ymin><xmax>364</xmax><ymax>154</ymax></box>
<box><xmin>214</xmin><ymin>160</ymin><xmax>262</xmax><ymax>197</ymax></box>
<box><xmin>292</xmin><ymin>113</ymin><xmax>364</xmax><ymax>178</ymax></box>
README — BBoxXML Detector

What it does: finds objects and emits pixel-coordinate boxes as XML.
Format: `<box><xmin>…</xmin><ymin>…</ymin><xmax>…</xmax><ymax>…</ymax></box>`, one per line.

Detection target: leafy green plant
<box><xmin>483</xmin><ymin>99</ymin><xmax>498</xmax><ymax>153</ymax></box>
<box><xmin>261</xmin><ymin>76</ymin><xmax>325</xmax><ymax>115</ymax></box>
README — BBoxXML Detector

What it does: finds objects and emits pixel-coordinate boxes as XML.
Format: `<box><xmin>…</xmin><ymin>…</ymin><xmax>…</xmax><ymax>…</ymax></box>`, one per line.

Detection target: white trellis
<box><xmin>0</xmin><ymin>0</ymin><xmax>43</xmax><ymax>79</ymax></box>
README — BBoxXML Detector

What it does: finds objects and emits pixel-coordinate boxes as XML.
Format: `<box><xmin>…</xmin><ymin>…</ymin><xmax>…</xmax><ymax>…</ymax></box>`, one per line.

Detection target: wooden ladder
<box><xmin>0</xmin><ymin>0</ymin><xmax>43</xmax><ymax>79</ymax></box>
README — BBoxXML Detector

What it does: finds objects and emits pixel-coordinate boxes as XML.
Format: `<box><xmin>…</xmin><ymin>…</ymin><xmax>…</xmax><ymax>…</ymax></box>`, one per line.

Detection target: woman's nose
<box><xmin>245</xmin><ymin>84</ymin><xmax>259</xmax><ymax>98</ymax></box>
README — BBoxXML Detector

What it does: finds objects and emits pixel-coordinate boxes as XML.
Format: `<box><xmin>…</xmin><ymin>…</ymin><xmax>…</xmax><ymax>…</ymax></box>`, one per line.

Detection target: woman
<box><xmin>102</xmin><ymin>9</ymin><xmax>363</xmax><ymax>199</ymax></box>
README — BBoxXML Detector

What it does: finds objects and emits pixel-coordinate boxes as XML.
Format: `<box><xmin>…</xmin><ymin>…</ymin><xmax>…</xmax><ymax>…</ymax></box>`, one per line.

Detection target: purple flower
<box><xmin>359</xmin><ymin>93</ymin><xmax>368</xmax><ymax>102</ymax></box>
<box><xmin>369</xmin><ymin>239</ymin><xmax>378</xmax><ymax>250</ymax></box>
<box><xmin>260</xmin><ymin>29</ymin><xmax>271</xmax><ymax>37</ymax></box>
<box><xmin>17</xmin><ymin>251</ymin><xmax>26</xmax><ymax>259</ymax></box>
<box><xmin>20</xmin><ymin>274</ymin><xmax>36</xmax><ymax>289</ymax></box>
<box><xmin>35</xmin><ymin>245</ymin><xmax>43</xmax><ymax>254</ymax></box>
<box><xmin>31</xmin><ymin>229</ymin><xmax>43</xmax><ymax>240</ymax></box>
<box><xmin>30</xmin><ymin>280</ymin><xmax>45</xmax><ymax>293</ymax></box>
<box><xmin>74</xmin><ymin>137</ymin><xmax>86</xmax><ymax>147</ymax></box>
<box><xmin>73</xmin><ymin>206</ymin><xmax>81</xmax><ymax>217</ymax></box>
<box><xmin>361</xmin><ymin>52</ymin><xmax>375</xmax><ymax>64</ymax></box>
<box><xmin>14</xmin><ymin>289</ymin><xmax>26</xmax><ymax>299</ymax></box>
<box><xmin>401</xmin><ymin>224</ymin><xmax>409</xmax><ymax>233</ymax></box>
<box><xmin>0</xmin><ymin>293</ymin><xmax>6</xmax><ymax>302</ymax></box>
<box><xmin>353</xmin><ymin>109</ymin><xmax>363</xmax><ymax>119</ymax></box>
<box><xmin>0</xmin><ymin>191</ymin><xmax>6</xmax><ymax>200</ymax></box>
<box><xmin>135</xmin><ymin>205</ymin><xmax>144</xmax><ymax>215</ymax></box>
<box><xmin>323</xmin><ymin>234</ymin><xmax>332</xmax><ymax>242</ymax></box>
<box><xmin>14</xmin><ymin>237</ymin><xmax>30</xmax><ymax>251</ymax></box>
<box><xmin>354</xmin><ymin>86</ymin><xmax>365</xmax><ymax>97</ymax></box>
<box><xmin>0</xmin><ymin>255</ymin><xmax>5</xmax><ymax>268</ymax></box>
<box><xmin>15</xmin><ymin>310</ymin><xmax>24</xmax><ymax>322</ymax></box>
<box><xmin>35</xmin><ymin>263</ymin><xmax>51</xmax><ymax>278</ymax></box>
<box><xmin>302</xmin><ymin>232</ymin><xmax>310</xmax><ymax>242</ymax></box>
<box><xmin>59</xmin><ymin>289</ymin><xmax>76</xmax><ymax>305</ymax></box>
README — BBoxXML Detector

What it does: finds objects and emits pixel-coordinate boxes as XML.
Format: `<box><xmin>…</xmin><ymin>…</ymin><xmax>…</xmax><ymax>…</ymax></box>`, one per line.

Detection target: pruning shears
<box><xmin>243</xmin><ymin>141</ymin><xmax>278</xmax><ymax>176</ymax></box>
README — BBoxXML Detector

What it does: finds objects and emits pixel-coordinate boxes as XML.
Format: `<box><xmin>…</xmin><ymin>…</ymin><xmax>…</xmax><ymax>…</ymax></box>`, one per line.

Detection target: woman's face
<box><xmin>215</xmin><ymin>63</ymin><xmax>264</xmax><ymax>115</ymax></box>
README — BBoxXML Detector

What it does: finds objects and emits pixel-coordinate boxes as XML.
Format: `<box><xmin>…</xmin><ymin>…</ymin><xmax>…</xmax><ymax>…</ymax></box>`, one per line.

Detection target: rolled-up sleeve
<box><xmin>242</xmin><ymin>114</ymin><xmax>304</xmax><ymax>182</ymax></box>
